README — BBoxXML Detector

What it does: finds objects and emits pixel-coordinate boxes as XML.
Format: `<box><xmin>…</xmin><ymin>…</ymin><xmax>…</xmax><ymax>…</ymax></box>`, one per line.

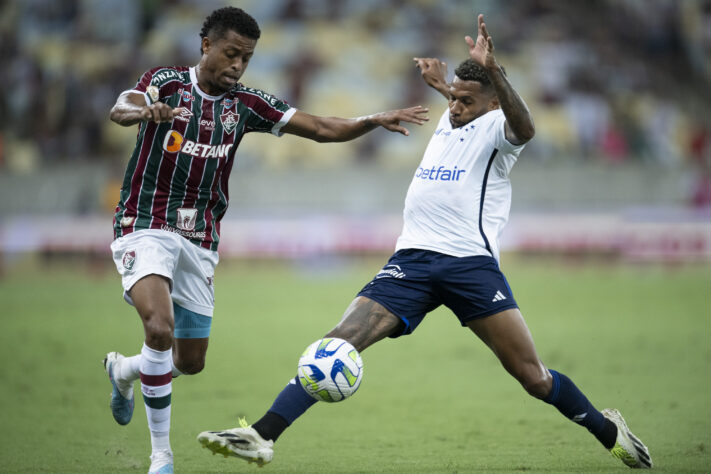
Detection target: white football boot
<box><xmin>602</xmin><ymin>408</ymin><xmax>652</xmax><ymax>468</ymax></box>
<box><xmin>103</xmin><ymin>352</ymin><xmax>134</xmax><ymax>425</ymax></box>
<box><xmin>148</xmin><ymin>449</ymin><xmax>173</xmax><ymax>474</ymax></box>
<box><xmin>197</xmin><ymin>417</ymin><xmax>274</xmax><ymax>467</ymax></box>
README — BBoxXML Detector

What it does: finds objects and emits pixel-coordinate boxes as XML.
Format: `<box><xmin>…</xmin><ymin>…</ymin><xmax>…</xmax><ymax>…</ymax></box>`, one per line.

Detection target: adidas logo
<box><xmin>492</xmin><ymin>290</ymin><xmax>507</xmax><ymax>302</ymax></box>
<box><xmin>573</xmin><ymin>412</ymin><xmax>588</xmax><ymax>423</ymax></box>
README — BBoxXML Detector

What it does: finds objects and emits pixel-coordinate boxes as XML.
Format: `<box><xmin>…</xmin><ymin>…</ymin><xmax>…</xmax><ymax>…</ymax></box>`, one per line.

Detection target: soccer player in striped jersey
<box><xmin>198</xmin><ymin>14</ymin><xmax>652</xmax><ymax>470</ymax></box>
<box><xmin>102</xmin><ymin>7</ymin><xmax>428</xmax><ymax>474</ymax></box>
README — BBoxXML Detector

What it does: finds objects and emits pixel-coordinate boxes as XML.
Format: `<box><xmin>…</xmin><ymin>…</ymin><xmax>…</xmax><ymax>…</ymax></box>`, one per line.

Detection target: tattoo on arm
<box><xmin>487</xmin><ymin>65</ymin><xmax>535</xmax><ymax>145</ymax></box>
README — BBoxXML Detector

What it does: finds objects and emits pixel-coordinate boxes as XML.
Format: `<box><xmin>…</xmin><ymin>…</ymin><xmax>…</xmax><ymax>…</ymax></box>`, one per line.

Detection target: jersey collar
<box><xmin>190</xmin><ymin>66</ymin><xmax>227</xmax><ymax>101</ymax></box>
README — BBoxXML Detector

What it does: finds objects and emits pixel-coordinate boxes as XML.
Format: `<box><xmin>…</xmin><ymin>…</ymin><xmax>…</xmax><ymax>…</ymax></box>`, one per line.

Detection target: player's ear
<box><xmin>201</xmin><ymin>36</ymin><xmax>211</xmax><ymax>55</ymax></box>
<box><xmin>488</xmin><ymin>95</ymin><xmax>499</xmax><ymax>111</ymax></box>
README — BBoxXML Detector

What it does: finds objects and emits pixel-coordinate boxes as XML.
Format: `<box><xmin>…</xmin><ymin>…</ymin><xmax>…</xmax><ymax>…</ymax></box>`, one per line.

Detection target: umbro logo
<box><xmin>173</xmin><ymin>107</ymin><xmax>193</xmax><ymax>122</ymax></box>
<box><xmin>492</xmin><ymin>290</ymin><xmax>507</xmax><ymax>302</ymax></box>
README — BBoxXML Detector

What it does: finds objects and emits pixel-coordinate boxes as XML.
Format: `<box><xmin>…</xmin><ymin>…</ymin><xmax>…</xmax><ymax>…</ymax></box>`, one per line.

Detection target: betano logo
<box><xmin>162</xmin><ymin>130</ymin><xmax>232</xmax><ymax>159</ymax></box>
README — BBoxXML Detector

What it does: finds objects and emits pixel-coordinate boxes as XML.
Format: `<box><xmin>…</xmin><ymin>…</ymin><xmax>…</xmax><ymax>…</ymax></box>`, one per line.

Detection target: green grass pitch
<box><xmin>1</xmin><ymin>255</ymin><xmax>710</xmax><ymax>472</ymax></box>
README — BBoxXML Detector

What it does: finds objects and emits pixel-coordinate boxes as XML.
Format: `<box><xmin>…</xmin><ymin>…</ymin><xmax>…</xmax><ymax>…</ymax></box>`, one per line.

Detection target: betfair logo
<box><xmin>162</xmin><ymin>130</ymin><xmax>233</xmax><ymax>158</ymax></box>
<box><xmin>415</xmin><ymin>165</ymin><xmax>466</xmax><ymax>181</ymax></box>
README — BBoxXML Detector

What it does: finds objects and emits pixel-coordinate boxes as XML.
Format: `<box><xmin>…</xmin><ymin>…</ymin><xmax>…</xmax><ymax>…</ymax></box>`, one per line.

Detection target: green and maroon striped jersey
<box><xmin>113</xmin><ymin>66</ymin><xmax>295</xmax><ymax>251</ymax></box>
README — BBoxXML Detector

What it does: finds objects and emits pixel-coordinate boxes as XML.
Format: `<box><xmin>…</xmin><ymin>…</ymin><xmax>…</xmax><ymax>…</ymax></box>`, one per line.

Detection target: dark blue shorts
<box><xmin>357</xmin><ymin>249</ymin><xmax>518</xmax><ymax>337</ymax></box>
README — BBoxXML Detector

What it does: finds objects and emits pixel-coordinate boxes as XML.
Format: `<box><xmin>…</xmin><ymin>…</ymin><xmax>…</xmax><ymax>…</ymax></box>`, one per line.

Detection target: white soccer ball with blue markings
<box><xmin>297</xmin><ymin>338</ymin><xmax>363</xmax><ymax>402</ymax></box>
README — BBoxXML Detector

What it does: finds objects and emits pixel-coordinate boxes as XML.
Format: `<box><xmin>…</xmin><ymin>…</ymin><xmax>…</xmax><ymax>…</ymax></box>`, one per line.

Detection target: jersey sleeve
<box><xmin>130</xmin><ymin>67</ymin><xmax>183</xmax><ymax>106</ymax></box>
<box><xmin>490</xmin><ymin>110</ymin><xmax>526</xmax><ymax>154</ymax></box>
<box><xmin>487</xmin><ymin>110</ymin><xmax>525</xmax><ymax>178</ymax></box>
<box><xmin>237</xmin><ymin>86</ymin><xmax>296</xmax><ymax>137</ymax></box>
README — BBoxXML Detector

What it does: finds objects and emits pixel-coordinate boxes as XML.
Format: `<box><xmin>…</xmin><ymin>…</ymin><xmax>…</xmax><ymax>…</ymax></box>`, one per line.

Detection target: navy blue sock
<box><xmin>252</xmin><ymin>377</ymin><xmax>316</xmax><ymax>441</ymax></box>
<box><xmin>544</xmin><ymin>370</ymin><xmax>616</xmax><ymax>448</ymax></box>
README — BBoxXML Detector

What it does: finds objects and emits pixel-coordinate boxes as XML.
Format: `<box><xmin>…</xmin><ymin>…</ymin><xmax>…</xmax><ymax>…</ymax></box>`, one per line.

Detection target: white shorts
<box><xmin>110</xmin><ymin>229</ymin><xmax>219</xmax><ymax>316</ymax></box>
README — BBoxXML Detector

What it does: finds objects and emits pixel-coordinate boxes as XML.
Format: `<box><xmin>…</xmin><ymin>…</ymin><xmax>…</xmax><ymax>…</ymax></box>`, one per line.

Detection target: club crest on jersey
<box><xmin>146</xmin><ymin>85</ymin><xmax>160</xmax><ymax>103</ymax></box>
<box><xmin>122</xmin><ymin>250</ymin><xmax>136</xmax><ymax>271</ymax></box>
<box><xmin>220</xmin><ymin>111</ymin><xmax>240</xmax><ymax>134</ymax></box>
<box><xmin>173</xmin><ymin>107</ymin><xmax>194</xmax><ymax>123</ymax></box>
<box><xmin>177</xmin><ymin>208</ymin><xmax>198</xmax><ymax>231</ymax></box>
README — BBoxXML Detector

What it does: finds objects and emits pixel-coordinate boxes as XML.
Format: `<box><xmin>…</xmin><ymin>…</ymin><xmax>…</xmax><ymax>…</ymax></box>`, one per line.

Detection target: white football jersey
<box><xmin>395</xmin><ymin>108</ymin><xmax>525</xmax><ymax>261</ymax></box>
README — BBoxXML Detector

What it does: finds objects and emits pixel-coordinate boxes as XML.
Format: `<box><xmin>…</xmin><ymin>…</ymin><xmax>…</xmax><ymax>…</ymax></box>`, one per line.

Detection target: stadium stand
<box><xmin>1</xmin><ymin>0</ymin><xmax>710</xmax><ymax>261</ymax></box>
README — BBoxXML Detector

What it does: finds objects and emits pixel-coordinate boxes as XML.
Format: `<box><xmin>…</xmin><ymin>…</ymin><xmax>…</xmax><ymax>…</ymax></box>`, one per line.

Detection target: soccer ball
<box><xmin>297</xmin><ymin>338</ymin><xmax>363</xmax><ymax>402</ymax></box>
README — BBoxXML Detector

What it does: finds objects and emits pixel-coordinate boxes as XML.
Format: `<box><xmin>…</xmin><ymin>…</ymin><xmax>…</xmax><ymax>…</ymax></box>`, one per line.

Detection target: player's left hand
<box><xmin>466</xmin><ymin>14</ymin><xmax>497</xmax><ymax>70</ymax></box>
<box><xmin>414</xmin><ymin>57</ymin><xmax>447</xmax><ymax>90</ymax></box>
<box><xmin>373</xmin><ymin>105</ymin><xmax>429</xmax><ymax>136</ymax></box>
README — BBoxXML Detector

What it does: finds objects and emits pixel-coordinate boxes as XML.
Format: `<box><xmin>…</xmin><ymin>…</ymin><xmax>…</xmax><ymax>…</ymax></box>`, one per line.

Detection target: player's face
<box><xmin>200</xmin><ymin>30</ymin><xmax>257</xmax><ymax>94</ymax></box>
<box><xmin>447</xmin><ymin>77</ymin><xmax>497</xmax><ymax>128</ymax></box>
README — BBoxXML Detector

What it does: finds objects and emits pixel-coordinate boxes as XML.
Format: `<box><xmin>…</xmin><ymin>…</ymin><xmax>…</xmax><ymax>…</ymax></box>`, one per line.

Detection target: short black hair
<box><xmin>454</xmin><ymin>59</ymin><xmax>506</xmax><ymax>93</ymax></box>
<box><xmin>200</xmin><ymin>7</ymin><xmax>261</xmax><ymax>54</ymax></box>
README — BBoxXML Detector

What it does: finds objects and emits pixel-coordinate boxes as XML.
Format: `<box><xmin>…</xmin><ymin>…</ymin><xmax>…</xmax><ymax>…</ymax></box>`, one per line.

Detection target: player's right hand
<box><xmin>466</xmin><ymin>14</ymin><xmax>497</xmax><ymax>70</ymax></box>
<box><xmin>140</xmin><ymin>103</ymin><xmax>182</xmax><ymax>123</ymax></box>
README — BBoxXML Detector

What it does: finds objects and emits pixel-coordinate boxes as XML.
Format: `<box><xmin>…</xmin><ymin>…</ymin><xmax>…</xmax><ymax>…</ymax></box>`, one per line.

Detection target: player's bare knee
<box><xmin>143</xmin><ymin>321</ymin><xmax>174</xmax><ymax>350</ymax></box>
<box><xmin>325</xmin><ymin>325</ymin><xmax>364</xmax><ymax>352</ymax></box>
<box><xmin>520</xmin><ymin>370</ymin><xmax>552</xmax><ymax>399</ymax></box>
<box><xmin>327</xmin><ymin>298</ymin><xmax>401</xmax><ymax>352</ymax></box>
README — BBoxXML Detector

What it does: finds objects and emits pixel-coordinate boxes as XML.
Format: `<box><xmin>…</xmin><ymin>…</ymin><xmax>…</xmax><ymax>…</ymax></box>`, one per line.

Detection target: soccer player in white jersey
<box><xmin>198</xmin><ymin>14</ymin><xmax>652</xmax><ymax>470</ymax></box>
<box><xmin>102</xmin><ymin>7</ymin><xmax>428</xmax><ymax>474</ymax></box>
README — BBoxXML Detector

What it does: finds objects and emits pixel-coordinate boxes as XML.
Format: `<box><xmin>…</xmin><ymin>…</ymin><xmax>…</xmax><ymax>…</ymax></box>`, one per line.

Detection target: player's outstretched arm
<box><xmin>466</xmin><ymin>14</ymin><xmax>535</xmax><ymax>145</ymax></box>
<box><xmin>281</xmin><ymin>106</ymin><xmax>429</xmax><ymax>143</ymax></box>
<box><xmin>109</xmin><ymin>91</ymin><xmax>184</xmax><ymax>127</ymax></box>
<box><xmin>414</xmin><ymin>57</ymin><xmax>450</xmax><ymax>100</ymax></box>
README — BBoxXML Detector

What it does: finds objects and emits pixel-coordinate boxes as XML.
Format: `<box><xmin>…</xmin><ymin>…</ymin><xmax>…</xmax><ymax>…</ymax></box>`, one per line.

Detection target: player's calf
<box><xmin>173</xmin><ymin>357</ymin><xmax>204</xmax><ymax>375</ymax></box>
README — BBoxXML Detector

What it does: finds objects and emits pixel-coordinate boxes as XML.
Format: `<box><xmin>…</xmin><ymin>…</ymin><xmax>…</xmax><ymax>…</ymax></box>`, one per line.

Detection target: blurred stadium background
<box><xmin>1</xmin><ymin>0</ymin><xmax>711</xmax><ymax>263</ymax></box>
